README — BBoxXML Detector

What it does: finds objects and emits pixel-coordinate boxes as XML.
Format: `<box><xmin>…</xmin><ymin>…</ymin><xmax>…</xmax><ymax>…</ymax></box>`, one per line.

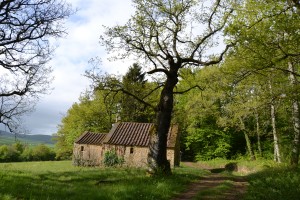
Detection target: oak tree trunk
<box><xmin>147</xmin><ymin>66</ymin><xmax>179</xmax><ymax>175</ymax></box>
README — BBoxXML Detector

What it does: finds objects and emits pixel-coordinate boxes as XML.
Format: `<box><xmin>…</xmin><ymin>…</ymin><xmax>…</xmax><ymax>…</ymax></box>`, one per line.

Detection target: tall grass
<box><xmin>244</xmin><ymin>167</ymin><xmax>300</xmax><ymax>200</ymax></box>
<box><xmin>0</xmin><ymin>161</ymin><xmax>207</xmax><ymax>200</ymax></box>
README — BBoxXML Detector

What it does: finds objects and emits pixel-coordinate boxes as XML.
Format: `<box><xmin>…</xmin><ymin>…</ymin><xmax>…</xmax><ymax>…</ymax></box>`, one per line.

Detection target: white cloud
<box><xmin>21</xmin><ymin>0</ymin><xmax>134</xmax><ymax>135</ymax></box>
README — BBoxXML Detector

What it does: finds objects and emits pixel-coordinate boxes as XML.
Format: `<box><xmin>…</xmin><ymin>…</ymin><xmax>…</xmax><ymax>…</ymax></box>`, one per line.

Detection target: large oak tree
<box><xmin>100</xmin><ymin>0</ymin><xmax>235</xmax><ymax>175</ymax></box>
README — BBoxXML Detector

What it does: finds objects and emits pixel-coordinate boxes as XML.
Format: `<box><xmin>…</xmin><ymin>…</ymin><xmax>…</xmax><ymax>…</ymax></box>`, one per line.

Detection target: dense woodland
<box><xmin>55</xmin><ymin>0</ymin><xmax>300</xmax><ymax>168</ymax></box>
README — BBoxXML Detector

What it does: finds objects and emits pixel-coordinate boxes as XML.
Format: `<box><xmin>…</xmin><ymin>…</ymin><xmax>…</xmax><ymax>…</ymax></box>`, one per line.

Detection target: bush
<box><xmin>20</xmin><ymin>148</ymin><xmax>34</xmax><ymax>161</ymax></box>
<box><xmin>32</xmin><ymin>144</ymin><xmax>56</xmax><ymax>161</ymax></box>
<box><xmin>0</xmin><ymin>144</ymin><xmax>24</xmax><ymax>162</ymax></box>
<box><xmin>0</xmin><ymin>143</ymin><xmax>56</xmax><ymax>162</ymax></box>
<box><xmin>55</xmin><ymin>149</ymin><xmax>72</xmax><ymax>161</ymax></box>
<box><xmin>103</xmin><ymin>150</ymin><xmax>124</xmax><ymax>167</ymax></box>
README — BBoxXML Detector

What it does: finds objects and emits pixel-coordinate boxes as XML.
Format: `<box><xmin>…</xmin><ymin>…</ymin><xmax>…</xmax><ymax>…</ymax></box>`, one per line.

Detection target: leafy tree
<box><xmin>121</xmin><ymin>63</ymin><xmax>156</xmax><ymax>122</ymax></box>
<box><xmin>0</xmin><ymin>142</ymin><xmax>25</xmax><ymax>162</ymax></box>
<box><xmin>98</xmin><ymin>0</ymin><xmax>235</xmax><ymax>175</ymax></box>
<box><xmin>32</xmin><ymin>144</ymin><xmax>55</xmax><ymax>161</ymax></box>
<box><xmin>20</xmin><ymin>147</ymin><xmax>34</xmax><ymax>161</ymax></box>
<box><xmin>225</xmin><ymin>0</ymin><xmax>300</xmax><ymax>165</ymax></box>
<box><xmin>0</xmin><ymin>0</ymin><xmax>72</xmax><ymax>132</ymax></box>
<box><xmin>55</xmin><ymin>90</ymin><xmax>115</xmax><ymax>157</ymax></box>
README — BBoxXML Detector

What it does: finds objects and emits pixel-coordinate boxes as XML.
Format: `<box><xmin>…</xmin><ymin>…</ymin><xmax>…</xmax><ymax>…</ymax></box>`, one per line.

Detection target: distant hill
<box><xmin>0</xmin><ymin>130</ymin><xmax>55</xmax><ymax>147</ymax></box>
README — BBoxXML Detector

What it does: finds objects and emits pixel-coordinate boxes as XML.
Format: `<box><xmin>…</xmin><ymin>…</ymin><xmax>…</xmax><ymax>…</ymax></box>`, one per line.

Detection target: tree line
<box><xmin>0</xmin><ymin>143</ymin><xmax>56</xmax><ymax>162</ymax></box>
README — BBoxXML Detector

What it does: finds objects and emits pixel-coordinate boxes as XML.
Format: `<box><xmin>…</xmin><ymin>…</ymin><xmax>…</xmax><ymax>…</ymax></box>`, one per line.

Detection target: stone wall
<box><xmin>104</xmin><ymin>144</ymin><xmax>175</xmax><ymax>168</ymax></box>
<box><xmin>73</xmin><ymin>143</ymin><xmax>176</xmax><ymax>167</ymax></box>
<box><xmin>73</xmin><ymin>144</ymin><xmax>104</xmax><ymax>166</ymax></box>
<box><xmin>167</xmin><ymin>148</ymin><xmax>175</xmax><ymax>167</ymax></box>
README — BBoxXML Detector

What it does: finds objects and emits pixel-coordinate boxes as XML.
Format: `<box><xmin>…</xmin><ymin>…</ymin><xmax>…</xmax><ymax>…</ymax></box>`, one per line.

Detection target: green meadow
<box><xmin>1</xmin><ymin>160</ymin><xmax>300</xmax><ymax>200</ymax></box>
<box><xmin>0</xmin><ymin>161</ymin><xmax>207</xmax><ymax>200</ymax></box>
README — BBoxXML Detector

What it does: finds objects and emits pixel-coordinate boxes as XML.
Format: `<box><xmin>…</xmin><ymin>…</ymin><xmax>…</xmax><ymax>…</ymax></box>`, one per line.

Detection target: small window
<box><xmin>81</xmin><ymin>146</ymin><xmax>84</xmax><ymax>151</ymax></box>
<box><xmin>130</xmin><ymin>147</ymin><xmax>134</xmax><ymax>154</ymax></box>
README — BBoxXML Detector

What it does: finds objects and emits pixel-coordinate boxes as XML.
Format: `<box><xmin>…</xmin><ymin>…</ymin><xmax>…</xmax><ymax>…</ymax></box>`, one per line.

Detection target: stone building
<box><xmin>73</xmin><ymin>131</ymin><xmax>107</xmax><ymax>166</ymax></box>
<box><xmin>73</xmin><ymin>122</ymin><xmax>180</xmax><ymax>167</ymax></box>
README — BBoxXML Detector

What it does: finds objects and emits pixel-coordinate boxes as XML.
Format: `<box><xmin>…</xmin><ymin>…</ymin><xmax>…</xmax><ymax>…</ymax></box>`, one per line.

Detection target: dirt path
<box><xmin>172</xmin><ymin>162</ymin><xmax>249</xmax><ymax>200</ymax></box>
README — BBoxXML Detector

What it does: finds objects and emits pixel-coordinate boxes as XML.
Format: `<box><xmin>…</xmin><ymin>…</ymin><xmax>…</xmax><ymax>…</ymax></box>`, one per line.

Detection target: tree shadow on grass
<box><xmin>0</xmin><ymin>166</ymin><xmax>204</xmax><ymax>200</ymax></box>
<box><xmin>210</xmin><ymin>162</ymin><xmax>238</xmax><ymax>174</ymax></box>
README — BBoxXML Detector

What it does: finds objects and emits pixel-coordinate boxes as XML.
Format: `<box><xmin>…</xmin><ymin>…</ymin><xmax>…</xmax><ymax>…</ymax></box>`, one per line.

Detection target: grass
<box><xmin>244</xmin><ymin>166</ymin><xmax>300</xmax><ymax>200</ymax></box>
<box><xmin>0</xmin><ymin>161</ymin><xmax>207</xmax><ymax>200</ymax></box>
<box><xmin>195</xmin><ymin>158</ymin><xmax>300</xmax><ymax>200</ymax></box>
<box><xmin>2</xmin><ymin>159</ymin><xmax>299</xmax><ymax>200</ymax></box>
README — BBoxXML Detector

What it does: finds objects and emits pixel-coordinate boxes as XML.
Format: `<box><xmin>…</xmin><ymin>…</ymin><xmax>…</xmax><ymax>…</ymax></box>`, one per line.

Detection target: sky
<box><xmin>19</xmin><ymin>0</ymin><xmax>135</xmax><ymax>135</ymax></box>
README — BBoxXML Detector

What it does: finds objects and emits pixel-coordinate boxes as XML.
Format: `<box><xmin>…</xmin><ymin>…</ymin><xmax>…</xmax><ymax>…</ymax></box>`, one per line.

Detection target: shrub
<box><xmin>20</xmin><ymin>148</ymin><xmax>34</xmax><ymax>161</ymax></box>
<box><xmin>0</xmin><ymin>143</ymin><xmax>56</xmax><ymax>162</ymax></box>
<box><xmin>0</xmin><ymin>144</ymin><xmax>21</xmax><ymax>162</ymax></box>
<box><xmin>103</xmin><ymin>150</ymin><xmax>124</xmax><ymax>167</ymax></box>
<box><xmin>0</xmin><ymin>145</ymin><xmax>9</xmax><ymax>162</ymax></box>
<box><xmin>32</xmin><ymin>144</ymin><xmax>56</xmax><ymax>161</ymax></box>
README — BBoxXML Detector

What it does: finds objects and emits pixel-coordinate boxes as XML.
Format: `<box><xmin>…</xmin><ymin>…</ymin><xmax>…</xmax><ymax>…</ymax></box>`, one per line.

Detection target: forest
<box><xmin>55</xmin><ymin>0</ymin><xmax>300</xmax><ymax>171</ymax></box>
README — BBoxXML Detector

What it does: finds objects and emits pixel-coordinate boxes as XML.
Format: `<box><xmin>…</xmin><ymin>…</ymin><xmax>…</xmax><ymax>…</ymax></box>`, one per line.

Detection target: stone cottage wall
<box><xmin>73</xmin><ymin>143</ymin><xmax>104</xmax><ymax>166</ymax></box>
<box><xmin>167</xmin><ymin>148</ymin><xmax>175</xmax><ymax>167</ymax></box>
<box><xmin>73</xmin><ymin>143</ymin><xmax>176</xmax><ymax>167</ymax></box>
<box><xmin>123</xmin><ymin>146</ymin><xmax>149</xmax><ymax>167</ymax></box>
<box><xmin>103</xmin><ymin>144</ymin><xmax>175</xmax><ymax>168</ymax></box>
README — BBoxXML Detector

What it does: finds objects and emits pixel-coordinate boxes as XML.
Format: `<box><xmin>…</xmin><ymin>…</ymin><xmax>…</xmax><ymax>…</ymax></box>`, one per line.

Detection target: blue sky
<box><xmin>21</xmin><ymin>0</ymin><xmax>135</xmax><ymax>135</ymax></box>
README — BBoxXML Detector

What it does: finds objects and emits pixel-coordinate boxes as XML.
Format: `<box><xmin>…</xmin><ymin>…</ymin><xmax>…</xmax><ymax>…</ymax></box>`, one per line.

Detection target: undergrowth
<box><xmin>244</xmin><ymin>167</ymin><xmax>300</xmax><ymax>200</ymax></box>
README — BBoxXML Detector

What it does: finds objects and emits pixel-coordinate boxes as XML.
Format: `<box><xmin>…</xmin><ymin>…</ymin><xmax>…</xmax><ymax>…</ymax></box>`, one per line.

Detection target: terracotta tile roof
<box><xmin>75</xmin><ymin>131</ymin><xmax>107</xmax><ymax>145</ymax></box>
<box><xmin>103</xmin><ymin>122</ymin><xmax>178</xmax><ymax>148</ymax></box>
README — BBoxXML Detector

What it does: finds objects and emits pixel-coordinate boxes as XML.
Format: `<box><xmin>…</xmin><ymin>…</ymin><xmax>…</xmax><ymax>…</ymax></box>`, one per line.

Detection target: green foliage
<box><xmin>0</xmin><ymin>161</ymin><xmax>207</xmax><ymax>200</ymax></box>
<box><xmin>20</xmin><ymin>147</ymin><xmax>34</xmax><ymax>161</ymax></box>
<box><xmin>31</xmin><ymin>144</ymin><xmax>56</xmax><ymax>161</ymax></box>
<box><xmin>185</xmin><ymin>128</ymin><xmax>232</xmax><ymax>161</ymax></box>
<box><xmin>0</xmin><ymin>143</ymin><xmax>55</xmax><ymax>162</ymax></box>
<box><xmin>103</xmin><ymin>150</ymin><xmax>124</xmax><ymax>167</ymax></box>
<box><xmin>120</xmin><ymin>63</ymin><xmax>156</xmax><ymax>122</ymax></box>
<box><xmin>55</xmin><ymin>90</ymin><xmax>113</xmax><ymax>157</ymax></box>
<box><xmin>0</xmin><ymin>143</ymin><xmax>24</xmax><ymax>162</ymax></box>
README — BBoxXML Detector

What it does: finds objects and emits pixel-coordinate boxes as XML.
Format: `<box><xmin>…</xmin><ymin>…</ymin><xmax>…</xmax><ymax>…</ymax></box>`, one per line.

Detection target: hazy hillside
<box><xmin>0</xmin><ymin>130</ymin><xmax>55</xmax><ymax>147</ymax></box>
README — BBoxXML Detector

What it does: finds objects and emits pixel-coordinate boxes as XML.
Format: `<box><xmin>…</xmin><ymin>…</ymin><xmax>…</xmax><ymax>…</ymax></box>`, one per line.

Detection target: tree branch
<box><xmin>174</xmin><ymin>85</ymin><xmax>205</xmax><ymax>94</ymax></box>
